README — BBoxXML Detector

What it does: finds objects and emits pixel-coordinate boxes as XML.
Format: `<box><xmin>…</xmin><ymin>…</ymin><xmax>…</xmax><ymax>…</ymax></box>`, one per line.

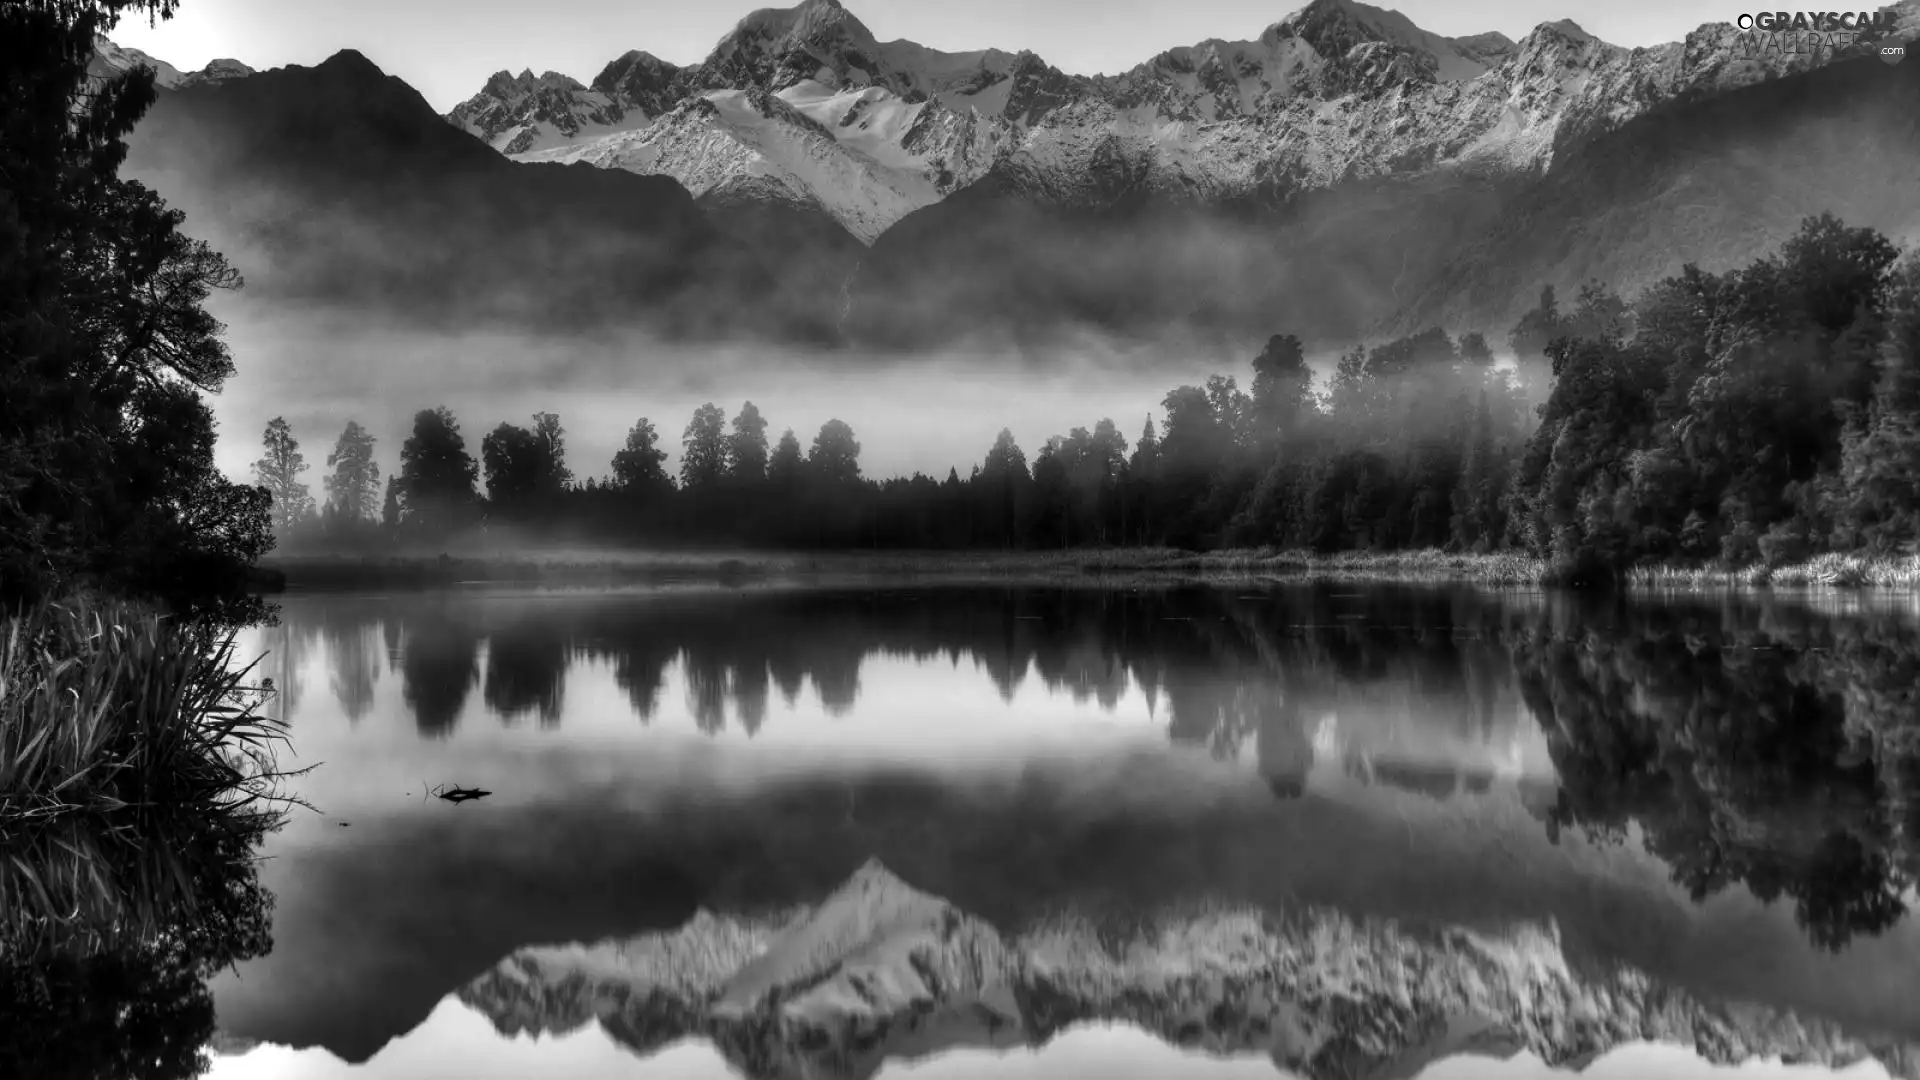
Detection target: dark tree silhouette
<box><xmin>0</xmin><ymin>0</ymin><xmax>269</xmax><ymax>617</ymax></box>
<box><xmin>397</xmin><ymin>406</ymin><xmax>479</xmax><ymax>537</ymax></box>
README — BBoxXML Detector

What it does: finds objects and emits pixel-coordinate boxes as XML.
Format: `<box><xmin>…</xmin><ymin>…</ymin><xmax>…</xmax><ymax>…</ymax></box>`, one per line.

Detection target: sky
<box><xmin>111</xmin><ymin>0</ymin><xmax>1741</xmax><ymax>112</ymax></box>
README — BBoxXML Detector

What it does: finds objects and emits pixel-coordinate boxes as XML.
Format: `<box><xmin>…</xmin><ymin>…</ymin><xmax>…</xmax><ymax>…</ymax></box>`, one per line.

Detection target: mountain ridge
<box><xmin>116</xmin><ymin>48</ymin><xmax>844</xmax><ymax>342</ymax></box>
<box><xmin>95</xmin><ymin>0</ymin><xmax>1920</xmax><ymax>350</ymax></box>
<box><xmin>438</xmin><ymin>0</ymin><xmax>1914</xmax><ymax>242</ymax></box>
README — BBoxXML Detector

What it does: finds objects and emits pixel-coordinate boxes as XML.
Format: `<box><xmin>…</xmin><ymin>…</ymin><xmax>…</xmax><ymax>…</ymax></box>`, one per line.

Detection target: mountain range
<box><xmin>453</xmin><ymin>859</ymin><xmax>1920</xmax><ymax>1080</ymax></box>
<box><xmin>102</xmin><ymin>0</ymin><xmax>1920</xmax><ymax>350</ymax></box>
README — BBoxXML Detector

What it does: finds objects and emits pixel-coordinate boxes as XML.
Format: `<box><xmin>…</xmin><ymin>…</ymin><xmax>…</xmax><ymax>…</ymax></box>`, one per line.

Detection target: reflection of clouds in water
<box><xmin>206</xmin><ymin>1006</ymin><xmax>1286</xmax><ymax>1080</ymax></box>
<box><xmin>204</xmin><ymin>986</ymin><xmax>1900</xmax><ymax>1080</ymax></box>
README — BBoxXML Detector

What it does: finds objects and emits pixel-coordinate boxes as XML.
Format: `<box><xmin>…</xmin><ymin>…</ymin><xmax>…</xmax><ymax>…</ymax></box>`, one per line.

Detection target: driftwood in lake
<box><xmin>426</xmin><ymin>783</ymin><xmax>492</xmax><ymax>804</ymax></box>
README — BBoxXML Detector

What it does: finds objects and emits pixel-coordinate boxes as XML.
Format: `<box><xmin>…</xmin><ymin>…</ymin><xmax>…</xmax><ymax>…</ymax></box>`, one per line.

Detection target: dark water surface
<box><xmin>171</xmin><ymin>584</ymin><xmax>1920</xmax><ymax>1078</ymax></box>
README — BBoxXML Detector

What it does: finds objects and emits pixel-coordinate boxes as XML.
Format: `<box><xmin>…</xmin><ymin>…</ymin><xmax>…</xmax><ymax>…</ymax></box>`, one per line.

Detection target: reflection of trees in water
<box><xmin>1513</xmin><ymin>595</ymin><xmax>1920</xmax><ymax>952</ymax></box>
<box><xmin>482</xmin><ymin>618</ymin><xmax>566</xmax><ymax>727</ymax></box>
<box><xmin>300</xmin><ymin>586</ymin><xmax>1920</xmax><ymax>951</ymax></box>
<box><xmin>258</xmin><ymin>620</ymin><xmax>317</xmax><ymax>723</ymax></box>
<box><xmin>328</xmin><ymin>587</ymin><xmax>1527</xmax><ymax>772</ymax></box>
<box><xmin>684</xmin><ymin>646</ymin><xmax>730</xmax><ymax>735</ymax></box>
<box><xmin>316</xmin><ymin>605</ymin><xmax>381</xmax><ymax>722</ymax></box>
<box><xmin>731</xmin><ymin>661</ymin><xmax>770</xmax><ymax>737</ymax></box>
<box><xmin>0</xmin><ymin>814</ymin><xmax>277</xmax><ymax>1079</ymax></box>
<box><xmin>399</xmin><ymin>604</ymin><xmax>480</xmax><ymax>737</ymax></box>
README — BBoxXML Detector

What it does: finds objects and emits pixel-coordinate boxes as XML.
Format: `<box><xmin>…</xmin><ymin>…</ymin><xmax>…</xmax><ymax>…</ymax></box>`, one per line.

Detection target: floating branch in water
<box><xmin>427</xmin><ymin>783</ymin><xmax>491</xmax><ymax>804</ymax></box>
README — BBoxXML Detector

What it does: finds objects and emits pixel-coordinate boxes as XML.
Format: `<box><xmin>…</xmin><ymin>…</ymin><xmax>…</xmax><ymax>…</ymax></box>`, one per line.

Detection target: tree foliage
<box><xmin>396</xmin><ymin>406</ymin><xmax>477</xmax><ymax>536</ymax></box>
<box><xmin>252</xmin><ymin>417</ymin><xmax>313</xmax><ymax>533</ymax></box>
<box><xmin>324</xmin><ymin>422</ymin><xmax>380</xmax><ymax>522</ymax></box>
<box><xmin>1</xmin><ymin>0</ymin><xmax>270</xmax><ymax>616</ymax></box>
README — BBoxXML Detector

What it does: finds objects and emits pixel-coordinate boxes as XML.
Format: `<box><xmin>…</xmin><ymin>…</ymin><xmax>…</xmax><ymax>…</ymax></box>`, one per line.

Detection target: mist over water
<box><xmin>207</xmin><ymin>302</ymin><xmax>1257</xmax><ymax>482</ymax></box>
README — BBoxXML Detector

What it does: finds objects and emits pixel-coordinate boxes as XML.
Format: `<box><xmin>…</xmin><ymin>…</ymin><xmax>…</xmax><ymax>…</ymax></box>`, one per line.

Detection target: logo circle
<box><xmin>1736</xmin><ymin>13</ymin><xmax>1754</xmax><ymax>29</ymax></box>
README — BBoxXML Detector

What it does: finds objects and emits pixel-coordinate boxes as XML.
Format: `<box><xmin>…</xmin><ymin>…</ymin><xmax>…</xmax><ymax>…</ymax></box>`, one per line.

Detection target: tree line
<box><xmin>260</xmin><ymin>214</ymin><xmax>1920</xmax><ymax>579</ymax></box>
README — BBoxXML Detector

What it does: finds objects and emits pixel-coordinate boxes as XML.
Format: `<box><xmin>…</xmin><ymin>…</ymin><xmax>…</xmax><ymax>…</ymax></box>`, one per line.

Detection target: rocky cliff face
<box><xmin>456</xmin><ymin>859</ymin><xmax>1920</xmax><ymax>1080</ymax></box>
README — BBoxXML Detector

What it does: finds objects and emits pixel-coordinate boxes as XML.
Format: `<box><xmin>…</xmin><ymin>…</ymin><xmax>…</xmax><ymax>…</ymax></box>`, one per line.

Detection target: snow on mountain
<box><xmin>454</xmin><ymin>0</ymin><xmax>1048</xmax><ymax>239</ymax></box>
<box><xmin>94</xmin><ymin>0</ymin><xmax>1920</xmax><ymax>260</ymax></box>
<box><xmin>445</xmin><ymin>0</ymin><xmax>1917</xmax><ymax>243</ymax></box>
<box><xmin>1092</xmin><ymin>0</ymin><xmax>1508</xmax><ymax>123</ymax></box>
<box><xmin>985</xmin><ymin>3</ymin><xmax>1915</xmax><ymax>206</ymax></box>
<box><xmin>523</xmin><ymin>85</ymin><xmax>945</xmax><ymax>243</ymax></box>
<box><xmin>591</xmin><ymin>50</ymin><xmax>690</xmax><ymax>116</ymax></box>
<box><xmin>90</xmin><ymin>36</ymin><xmax>253</xmax><ymax>90</ymax></box>
<box><xmin>456</xmin><ymin>859</ymin><xmax>1920</xmax><ymax>1080</ymax></box>
<box><xmin>445</xmin><ymin>68</ymin><xmax>652</xmax><ymax>155</ymax></box>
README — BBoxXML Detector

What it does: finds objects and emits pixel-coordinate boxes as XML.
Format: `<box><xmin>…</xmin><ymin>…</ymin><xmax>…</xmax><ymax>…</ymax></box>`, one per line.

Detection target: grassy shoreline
<box><xmin>251</xmin><ymin>547</ymin><xmax>1920</xmax><ymax>592</ymax></box>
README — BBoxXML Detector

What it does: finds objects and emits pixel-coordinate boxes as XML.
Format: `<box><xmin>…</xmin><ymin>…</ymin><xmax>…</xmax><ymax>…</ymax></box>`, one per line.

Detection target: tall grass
<box><xmin>1629</xmin><ymin>553</ymin><xmax>1920</xmax><ymax>589</ymax></box>
<box><xmin>0</xmin><ymin>597</ymin><xmax>304</xmax><ymax>960</ymax></box>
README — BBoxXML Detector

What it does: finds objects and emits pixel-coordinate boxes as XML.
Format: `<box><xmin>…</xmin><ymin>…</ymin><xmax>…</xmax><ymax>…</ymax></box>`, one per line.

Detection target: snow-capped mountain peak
<box><xmin>448</xmin><ymin>63</ymin><xmax>652</xmax><ymax>156</ymax></box>
<box><xmin>1274</xmin><ymin>0</ymin><xmax>1515</xmax><ymax>82</ymax></box>
<box><xmin>590</xmin><ymin>50</ymin><xmax>687</xmax><ymax>114</ymax></box>
<box><xmin>700</xmin><ymin>0</ymin><xmax>881</xmax><ymax>93</ymax></box>
<box><xmin>96</xmin><ymin>0</ymin><xmax>1919</xmax><ymax>261</ymax></box>
<box><xmin>444</xmin><ymin>0</ymin><xmax>1917</xmax><ymax>242</ymax></box>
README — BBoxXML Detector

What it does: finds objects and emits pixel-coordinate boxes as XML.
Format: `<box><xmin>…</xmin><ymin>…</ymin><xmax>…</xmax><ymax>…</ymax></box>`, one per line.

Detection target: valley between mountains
<box><xmin>100</xmin><ymin>0</ymin><xmax>1920</xmax><ymax>351</ymax></box>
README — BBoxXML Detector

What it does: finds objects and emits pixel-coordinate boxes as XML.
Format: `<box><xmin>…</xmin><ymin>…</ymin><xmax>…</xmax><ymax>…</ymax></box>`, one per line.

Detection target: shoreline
<box><xmin>249</xmin><ymin>548</ymin><xmax>1920</xmax><ymax>593</ymax></box>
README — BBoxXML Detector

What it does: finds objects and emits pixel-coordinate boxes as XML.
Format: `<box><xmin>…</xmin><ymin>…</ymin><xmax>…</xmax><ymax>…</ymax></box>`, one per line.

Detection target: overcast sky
<box><xmin>112</xmin><ymin>0</ymin><xmax>1737</xmax><ymax>112</ymax></box>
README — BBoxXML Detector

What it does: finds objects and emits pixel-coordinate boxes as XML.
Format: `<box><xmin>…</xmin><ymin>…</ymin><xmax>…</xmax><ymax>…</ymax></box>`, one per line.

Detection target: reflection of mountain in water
<box><xmin>278</xmin><ymin>587</ymin><xmax>1920</xmax><ymax>953</ymax></box>
<box><xmin>457</xmin><ymin>859</ymin><xmax>1919</xmax><ymax>1080</ymax></box>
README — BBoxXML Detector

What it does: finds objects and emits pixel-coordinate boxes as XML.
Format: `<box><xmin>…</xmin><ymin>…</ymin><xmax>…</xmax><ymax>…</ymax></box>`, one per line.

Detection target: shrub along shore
<box><xmin>0</xmin><ymin>599</ymin><xmax>298</xmax><ymax>955</ymax></box>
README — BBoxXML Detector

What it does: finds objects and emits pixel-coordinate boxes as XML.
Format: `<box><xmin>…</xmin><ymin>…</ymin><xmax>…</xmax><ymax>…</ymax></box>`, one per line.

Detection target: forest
<box><xmin>263</xmin><ymin>214</ymin><xmax>1920</xmax><ymax>582</ymax></box>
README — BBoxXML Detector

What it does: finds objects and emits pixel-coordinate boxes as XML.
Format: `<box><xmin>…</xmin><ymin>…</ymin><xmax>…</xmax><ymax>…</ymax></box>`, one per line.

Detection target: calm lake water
<box><xmin>191</xmin><ymin>582</ymin><xmax>1920</xmax><ymax>1080</ymax></box>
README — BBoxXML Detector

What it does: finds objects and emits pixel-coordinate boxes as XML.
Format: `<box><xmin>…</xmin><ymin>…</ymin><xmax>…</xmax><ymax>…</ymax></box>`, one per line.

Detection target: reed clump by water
<box><xmin>1629</xmin><ymin>553</ymin><xmax>1920</xmax><ymax>589</ymax></box>
<box><xmin>0</xmin><ymin>598</ymin><xmax>302</xmax><ymax>959</ymax></box>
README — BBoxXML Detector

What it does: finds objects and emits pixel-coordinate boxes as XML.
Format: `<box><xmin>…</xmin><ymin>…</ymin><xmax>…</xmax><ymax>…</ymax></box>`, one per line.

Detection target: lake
<box><xmin>168</xmin><ymin>583</ymin><xmax>1920</xmax><ymax>1078</ymax></box>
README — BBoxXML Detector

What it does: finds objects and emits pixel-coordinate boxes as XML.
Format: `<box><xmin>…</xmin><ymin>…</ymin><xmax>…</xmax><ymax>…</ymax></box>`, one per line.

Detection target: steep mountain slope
<box><xmin>119</xmin><ymin>50</ymin><xmax>833</xmax><ymax>341</ymax></box>
<box><xmin>511</xmin><ymin>0</ymin><xmax>1038</xmax><ymax>241</ymax></box>
<box><xmin>526</xmin><ymin>84</ymin><xmax>951</xmax><ymax>244</ymax></box>
<box><xmin>696</xmin><ymin>177</ymin><xmax>865</xmax><ymax>327</ymax></box>
<box><xmin>847</xmin><ymin>42</ymin><xmax>1920</xmax><ymax>349</ymax></box>
<box><xmin>1388</xmin><ymin>49</ymin><xmax>1920</xmax><ymax>337</ymax></box>
<box><xmin>457</xmin><ymin>860</ymin><xmax>1920</xmax><ymax>1080</ymax></box>
<box><xmin>445</xmin><ymin>68</ymin><xmax>652</xmax><ymax>155</ymax></box>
